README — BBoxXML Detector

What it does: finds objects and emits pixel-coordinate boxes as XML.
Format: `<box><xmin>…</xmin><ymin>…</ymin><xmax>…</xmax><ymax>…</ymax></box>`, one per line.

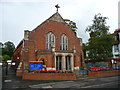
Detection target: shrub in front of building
<box><xmin>89</xmin><ymin>67</ymin><xmax>120</xmax><ymax>72</ymax></box>
<box><xmin>29</xmin><ymin>70</ymin><xmax>73</xmax><ymax>73</ymax></box>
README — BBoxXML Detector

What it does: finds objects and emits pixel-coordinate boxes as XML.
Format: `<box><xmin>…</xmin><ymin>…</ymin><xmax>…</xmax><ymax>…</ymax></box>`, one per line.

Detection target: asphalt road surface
<box><xmin>94</xmin><ymin>81</ymin><xmax>120</xmax><ymax>88</ymax></box>
<box><xmin>82</xmin><ymin>81</ymin><xmax>120</xmax><ymax>88</ymax></box>
<box><xmin>2</xmin><ymin>66</ymin><xmax>120</xmax><ymax>89</ymax></box>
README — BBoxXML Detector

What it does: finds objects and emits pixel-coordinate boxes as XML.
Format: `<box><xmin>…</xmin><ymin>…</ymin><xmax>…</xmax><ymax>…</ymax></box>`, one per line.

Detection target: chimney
<box><xmin>24</xmin><ymin>30</ymin><xmax>30</xmax><ymax>40</ymax></box>
<box><xmin>78</xmin><ymin>38</ymin><xmax>82</xmax><ymax>46</ymax></box>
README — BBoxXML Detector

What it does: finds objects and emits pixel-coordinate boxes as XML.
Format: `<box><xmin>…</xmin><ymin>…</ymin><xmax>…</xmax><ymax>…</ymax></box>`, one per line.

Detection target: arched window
<box><xmin>46</xmin><ymin>32</ymin><xmax>55</xmax><ymax>50</ymax></box>
<box><xmin>60</xmin><ymin>34</ymin><xmax>68</xmax><ymax>50</ymax></box>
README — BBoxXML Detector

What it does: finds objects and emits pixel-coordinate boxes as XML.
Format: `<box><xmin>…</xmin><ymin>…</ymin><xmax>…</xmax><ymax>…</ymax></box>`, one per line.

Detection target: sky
<box><xmin>0</xmin><ymin>0</ymin><xmax>119</xmax><ymax>47</ymax></box>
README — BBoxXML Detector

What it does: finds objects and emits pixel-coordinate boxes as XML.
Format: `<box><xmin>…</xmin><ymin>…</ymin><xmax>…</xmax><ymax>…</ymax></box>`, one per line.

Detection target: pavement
<box><xmin>2</xmin><ymin>65</ymin><xmax>120</xmax><ymax>89</ymax></box>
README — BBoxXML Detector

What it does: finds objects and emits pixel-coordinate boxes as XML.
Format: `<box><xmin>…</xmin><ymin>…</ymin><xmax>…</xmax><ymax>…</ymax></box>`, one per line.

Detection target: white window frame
<box><xmin>46</xmin><ymin>32</ymin><xmax>55</xmax><ymax>50</ymax></box>
<box><xmin>60</xmin><ymin>34</ymin><xmax>68</xmax><ymax>50</ymax></box>
<box><xmin>114</xmin><ymin>44</ymin><xmax>119</xmax><ymax>52</ymax></box>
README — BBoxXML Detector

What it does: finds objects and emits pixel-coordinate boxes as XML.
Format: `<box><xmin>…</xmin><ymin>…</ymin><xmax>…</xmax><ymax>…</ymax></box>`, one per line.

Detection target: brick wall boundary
<box><xmin>88</xmin><ymin>70</ymin><xmax>120</xmax><ymax>77</ymax></box>
<box><xmin>22</xmin><ymin>73</ymin><xmax>76</xmax><ymax>80</ymax></box>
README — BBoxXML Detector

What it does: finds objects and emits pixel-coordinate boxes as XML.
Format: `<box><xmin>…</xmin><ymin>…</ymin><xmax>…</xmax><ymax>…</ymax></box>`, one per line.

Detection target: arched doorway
<box><xmin>40</xmin><ymin>58</ymin><xmax>46</xmax><ymax>70</ymax></box>
<box><xmin>38</xmin><ymin>55</ymin><xmax>47</xmax><ymax>70</ymax></box>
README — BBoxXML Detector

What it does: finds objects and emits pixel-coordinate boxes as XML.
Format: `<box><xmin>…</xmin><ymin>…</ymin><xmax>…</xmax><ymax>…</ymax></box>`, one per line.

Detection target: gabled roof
<box><xmin>14</xmin><ymin>12</ymin><xmax>75</xmax><ymax>53</ymax></box>
<box><xmin>13</xmin><ymin>39</ymin><xmax>23</xmax><ymax>52</ymax></box>
<box><xmin>32</xmin><ymin>12</ymin><xmax>66</xmax><ymax>32</ymax></box>
<box><xmin>47</xmin><ymin>12</ymin><xmax>65</xmax><ymax>23</ymax></box>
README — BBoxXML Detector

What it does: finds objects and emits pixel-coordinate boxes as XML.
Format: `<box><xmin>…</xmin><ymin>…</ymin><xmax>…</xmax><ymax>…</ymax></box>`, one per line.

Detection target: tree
<box><xmin>0</xmin><ymin>42</ymin><xmax>3</xmax><ymax>48</ymax></box>
<box><xmin>3</xmin><ymin>55</ymin><xmax>10</xmax><ymax>62</ymax></box>
<box><xmin>0</xmin><ymin>42</ymin><xmax>3</xmax><ymax>62</ymax></box>
<box><xmin>0</xmin><ymin>57</ymin><xmax>1</xmax><ymax>63</ymax></box>
<box><xmin>2</xmin><ymin>41</ymin><xmax>15</xmax><ymax>58</ymax></box>
<box><xmin>85</xmin><ymin>13</ymin><xmax>114</xmax><ymax>60</ymax></box>
<box><xmin>64</xmin><ymin>19</ymin><xmax>78</xmax><ymax>34</ymax></box>
<box><xmin>0</xmin><ymin>42</ymin><xmax>3</xmax><ymax>53</ymax></box>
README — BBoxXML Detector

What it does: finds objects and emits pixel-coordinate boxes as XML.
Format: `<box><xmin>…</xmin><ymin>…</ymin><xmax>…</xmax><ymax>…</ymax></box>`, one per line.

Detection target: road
<box><xmin>2</xmin><ymin>66</ymin><xmax>120</xmax><ymax>89</ymax></box>
<box><xmin>81</xmin><ymin>81</ymin><xmax>120</xmax><ymax>88</ymax></box>
<box><xmin>94</xmin><ymin>81</ymin><xmax>120</xmax><ymax>88</ymax></box>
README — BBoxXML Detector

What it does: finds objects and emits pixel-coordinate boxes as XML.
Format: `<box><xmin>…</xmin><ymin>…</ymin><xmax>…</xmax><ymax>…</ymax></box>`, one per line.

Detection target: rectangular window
<box><xmin>56</xmin><ymin>56</ymin><xmax>62</xmax><ymax>70</ymax></box>
<box><xmin>66</xmin><ymin>56</ymin><xmax>71</xmax><ymax>70</ymax></box>
<box><xmin>114</xmin><ymin>44</ymin><xmax>119</xmax><ymax>52</ymax></box>
<box><xmin>116</xmin><ymin>34</ymin><xmax>119</xmax><ymax>41</ymax></box>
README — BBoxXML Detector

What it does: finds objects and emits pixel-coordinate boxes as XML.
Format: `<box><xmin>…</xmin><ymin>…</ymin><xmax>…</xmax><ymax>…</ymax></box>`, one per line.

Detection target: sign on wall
<box><xmin>29</xmin><ymin>63</ymin><xmax>42</xmax><ymax>70</ymax></box>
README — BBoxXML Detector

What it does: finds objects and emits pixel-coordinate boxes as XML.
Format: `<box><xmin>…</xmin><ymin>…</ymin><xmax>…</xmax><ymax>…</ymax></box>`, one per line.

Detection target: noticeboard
<box><xmin>29</xmin><ymin>63</ymin><xmax>42</xmax><ymax>70</ymax></box>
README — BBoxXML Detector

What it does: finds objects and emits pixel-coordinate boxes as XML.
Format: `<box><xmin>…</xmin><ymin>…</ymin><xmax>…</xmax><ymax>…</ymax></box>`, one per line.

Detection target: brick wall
<box><xmin>22</xmin><ymin>73</ymin><xmax>76</xmax><ymax>80</ymax></box>
<box><xmin>12</xmin><ymin>42</ymin><xmax>23</xmax><ymax>69</ymax></box>
<box><xmin>88</xmin><ymin>70</ymin><xmax>120</xmax><ymax>77</ymax></box>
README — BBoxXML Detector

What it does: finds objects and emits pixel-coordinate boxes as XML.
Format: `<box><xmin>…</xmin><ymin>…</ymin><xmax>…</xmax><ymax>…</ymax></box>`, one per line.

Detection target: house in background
<box><xmin>84</xmin><ymin>1</ymin><xmax>120</xmax><ymax>69</ymax></box>
<box><xmin>84</xmin><ymin>28</ymin><xmax>120</xmax><ymax>69</ymax></box>
<box><xmin>112</xmin><ymin>28</ymin><xmax>120</xmax><ymax>68</ymax></box>
<box><xmin>12</xmin><ymin>9</ymin><xmax>84</xmax><ymax>76</ymax></box>
<box><xmin>112</xmin><ymin>29</ymin><xmax>120</xmax><ymax>59</ymax></box>
<box><xmin>111</xmin><ymin>1</ymin><xmax>120</xmax><ymax>68</ymax></box>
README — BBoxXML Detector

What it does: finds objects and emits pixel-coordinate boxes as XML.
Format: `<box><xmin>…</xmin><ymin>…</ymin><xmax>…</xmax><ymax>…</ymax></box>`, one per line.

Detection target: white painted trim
<box><xmin>55</xmin><ymin>52</ymin><xmax>74</xmax><ymax>71</ymax></box>
<box><xmin>74</xmin><ymin>66</ymin><xmax>79</xmax><ymax>70</ymax></box>
<box><xmin>52</xmin><ymin>68</ymin><xmax>56</xmax><ymax>70</ymax></box>
<box><xmin>17</xmin><ymin>62</ymin><xmax>22</xmax><ymax>70</ymax></box>
<box><xmin>46</xmin><ymin>67</ymin><xmax>55</xmax><ymax>70</ymax></box>
<box><xmin>29</xmin><ymin>61</ymin><xmax>42</xmax><ymax>62</ymax></box>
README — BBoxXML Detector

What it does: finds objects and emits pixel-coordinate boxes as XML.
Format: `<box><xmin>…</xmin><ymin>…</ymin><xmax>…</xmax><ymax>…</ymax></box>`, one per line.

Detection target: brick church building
<box><xmin>12</xmin><ymin>7</ymin><xmax>84</xmax><ymax>76</ymax></box>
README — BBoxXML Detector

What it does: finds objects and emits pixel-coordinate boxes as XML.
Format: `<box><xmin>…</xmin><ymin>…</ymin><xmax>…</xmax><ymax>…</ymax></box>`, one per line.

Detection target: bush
<box><xmin>33</xmin><ymin>70</ymin><xmax>73</xmax><ymax>73</ymax></box>
<box><xmin>3</xmin><ymin>55</ymin><xmax>10</xmax><ymax>62</ymax></box>
<box><xmin>89</xmin><ymin>67</ymin><xmax>119</xmax><ymax>72</ymax></box>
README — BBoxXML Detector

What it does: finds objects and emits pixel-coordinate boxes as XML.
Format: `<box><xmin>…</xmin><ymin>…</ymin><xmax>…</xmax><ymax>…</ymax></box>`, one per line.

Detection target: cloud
<box><xmin>0</xmin><ymin>0</ymin><xmax>119</xmax><ymax>46</ymax></box>
<box><xmin>1</xmin><ymin>0</ymin><xmax>54</xmax><ymax>2</ymax></box>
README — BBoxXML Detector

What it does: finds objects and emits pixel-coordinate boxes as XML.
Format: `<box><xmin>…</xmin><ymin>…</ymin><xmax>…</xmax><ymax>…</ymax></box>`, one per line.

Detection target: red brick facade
<box><xmin>12</xmin><ymin>12</ymin><xmax>83</xmax><ymax>77</ymax></box>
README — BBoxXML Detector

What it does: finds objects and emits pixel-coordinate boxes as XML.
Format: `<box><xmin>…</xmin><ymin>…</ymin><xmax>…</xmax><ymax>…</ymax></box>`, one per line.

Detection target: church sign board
<box><xmin>29</xmin><ymin>63</ymin><xmax>42</xmax><ymax>70</ymax></box>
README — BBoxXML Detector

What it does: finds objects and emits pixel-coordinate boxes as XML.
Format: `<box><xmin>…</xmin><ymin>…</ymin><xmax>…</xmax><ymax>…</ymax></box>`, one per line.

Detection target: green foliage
<box><xmin>86</xmin><ymin>13</ymin><xmax>109</xmax><ymax>38</ymax></box>
<box><xmin>64</xmin><ymin>19</ymin><xmax>78</xmax><ymax>34</ymax></box>
<box><xmin>85</xmin><ymin>13</ymin><xmax>114</xmax><ymax>60</ymax></box>
<box><xmin>3</xmin><ymin>55</ymin><xmax>10</xmax><ymax>62</ymax></box>
<box><xmin>0</xmin><ymin>42</ymin><xmax>3</xmax><ymax>48</ymax></box>
<box><xmin>1</xmin><ymin>41</ymin><xmax>15</xmax><ymax>58</ymax></box>
<box><xmin>0</xmin><ymin>55</ymin><xmax>2</xmax><ymax>62</ymax></box>
<box><xmin>0</xmin><ymin>42</ymin><xmax>3</xmax><ymax>56</ymax></box>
